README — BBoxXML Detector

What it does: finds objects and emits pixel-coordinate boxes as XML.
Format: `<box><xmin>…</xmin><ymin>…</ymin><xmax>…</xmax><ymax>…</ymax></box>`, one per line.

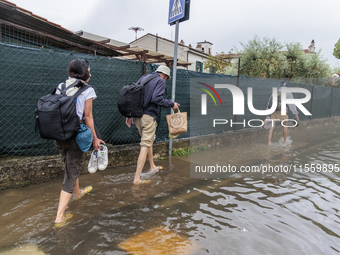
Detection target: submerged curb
<box><xmin>0</xmin><ymin>117</ymin><xmax>339</xmax><ymax>189</ymax></box>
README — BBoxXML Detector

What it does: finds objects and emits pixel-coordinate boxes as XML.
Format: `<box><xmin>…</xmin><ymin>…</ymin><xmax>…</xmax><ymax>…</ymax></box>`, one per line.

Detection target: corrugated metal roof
<box><xmin>77</xmin><ymin>31</ymin><xmax>191</xmax><ymax>67</ymax></box>
<box><xmin>0</xmin><ymin>0</ymin><xmax>122</xmax><ymax>56</ymax></box>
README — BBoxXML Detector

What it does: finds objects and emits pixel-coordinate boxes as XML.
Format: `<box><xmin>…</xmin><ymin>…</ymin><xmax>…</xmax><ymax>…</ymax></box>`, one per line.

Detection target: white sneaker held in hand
<box><xmin>88</xmin><ymin>150</ymin><xmax>98</xmax><ymax>173</ymax></box>
<box><xmin>98</xmin><ymin>145</ymin><xmax>108</xmax><ymax>171</ymax></box>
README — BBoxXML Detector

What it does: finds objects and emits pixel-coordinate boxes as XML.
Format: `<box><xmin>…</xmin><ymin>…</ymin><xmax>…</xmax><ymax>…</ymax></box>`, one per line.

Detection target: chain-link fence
<box><xmin>1</xmin><ymin>41</ymin><xmax>339</xmax><ymax>163</ymax></box>
<box><xmin>0</xmin><ymin>42</ymin><xmax>230</xmax><ymax>162</ymax></box>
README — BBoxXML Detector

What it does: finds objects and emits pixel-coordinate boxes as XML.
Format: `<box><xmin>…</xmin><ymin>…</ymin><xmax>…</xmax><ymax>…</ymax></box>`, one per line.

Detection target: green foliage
<box><xmin>229</xmin><ymin>36</ymin><xmax>331</xmax><ymax>79</ymax></box>
<box><xmin>304</xmin><ymin>51</ymin><xmax>331</xmax><ymax>78</ymax></box>
<box><xmin>332</xmin><ymin>64</ymin><xmax>340</xmax><ymax>74</ymax></box>
<box><xmin>172</xmin><ymin>146</ymin><xmax>209</xmax><ymax>156</ymax></box>
<box><xmin>203</xmin><ymin>52</ymin><xmax>231</xmax><ymax>74</ymax></box>
<box><xmin>172</xmin><ymin>147</ymin><xmax>190</xmax><ymax>156</ymax></box>
<box><xmin>283</xmin><ymin>42</ymin><xmax>306</xmax><ymax>78</ymax></box>
<box><xmin>333</xmin><ymin>38</ymin><xmax>340</xmax><ymax>60</ymax></box>
<box><xmin>239</xmin><ymin>36</ymin><xmax>285</xmax><ymax>78</ymax></box>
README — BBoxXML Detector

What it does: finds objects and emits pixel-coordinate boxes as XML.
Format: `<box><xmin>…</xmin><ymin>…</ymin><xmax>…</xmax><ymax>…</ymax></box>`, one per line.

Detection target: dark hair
<box><xmin>67</xmin><ymin>59</ymin><xmax>90</xmax><ymax>81</ymax></box>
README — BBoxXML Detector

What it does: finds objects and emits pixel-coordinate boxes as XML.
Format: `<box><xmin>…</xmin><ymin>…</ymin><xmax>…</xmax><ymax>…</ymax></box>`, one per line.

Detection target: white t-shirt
<box><xmin>57</xmin><ymin>78</ymin><xmax>97</xmax><ymax>120</ymax></box>
<box><xmin>75</xmin><ymin>87</ymin><xmax>97</xmax><ymax>120</ymax></box>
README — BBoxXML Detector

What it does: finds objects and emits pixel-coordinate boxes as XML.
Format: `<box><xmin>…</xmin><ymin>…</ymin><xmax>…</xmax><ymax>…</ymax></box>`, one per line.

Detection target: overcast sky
<box><xmin>10</xmin><ymin>0</ymin><xmax>340</xmax><ymax>67</ymax></box>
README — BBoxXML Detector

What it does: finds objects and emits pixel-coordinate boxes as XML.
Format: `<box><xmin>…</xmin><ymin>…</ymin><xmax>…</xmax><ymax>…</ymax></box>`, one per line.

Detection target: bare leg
<box><xmin>147</xmin><ymin>145</ymin><xmax>157</xmax><ymax>170</ymax></box>
<box><xmin>268</xmin><ymin>121</ymin><xmax>276</xmax><ymax>145</ymax></box>
<box><xmin>74</xmin><ymin>178</ymin><xmax>81</xmax><ymax>198</ymax></box>
<box><xmin>55</xmin><ymin>177</ymin><xmax>85</xmax><ymax>222</ymax></box>
<box><xmin>133</xmin><ymin>146</ymin><xmax>150</xmax><ymax>184</ymax></box>
<box><xmin>283</xmin><ymin>124</ymin><xmax>288</xmax><ymax>144</ymax></box>
<box><xmin>55</xmin><ymin>190</ymin><xmax>72</xmax><ymax>223</ymax></box>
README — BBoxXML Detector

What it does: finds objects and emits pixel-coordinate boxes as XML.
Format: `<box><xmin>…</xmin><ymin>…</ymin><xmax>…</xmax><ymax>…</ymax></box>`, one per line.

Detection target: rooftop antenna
<box><xmin>129</xmin><ymin>27</ymin><xmax>144</xmax><ymax>40</ymax></box>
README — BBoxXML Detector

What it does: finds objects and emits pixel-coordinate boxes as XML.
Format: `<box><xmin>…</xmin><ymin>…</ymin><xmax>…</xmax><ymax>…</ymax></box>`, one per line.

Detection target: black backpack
<box><xmin>117</xmin><ymin>74</ymin><xmax>158</xmax><ymax>118</ymax></box>
<box><xmin>35</xmin><ymin>80</ymin><xmax>92</xmax><ymax>141</ymax></box>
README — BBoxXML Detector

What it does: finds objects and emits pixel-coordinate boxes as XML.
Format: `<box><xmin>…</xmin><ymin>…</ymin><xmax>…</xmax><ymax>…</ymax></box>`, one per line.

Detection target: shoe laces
<box><xmin>90</xmin><ymin>151</ymin><xmax>97</xmax><ymax>165</ymax></box>
<box><xmin>98</xmin><ymin>156</ymin><xmax>104</xmax><ymax>165</ymax></box>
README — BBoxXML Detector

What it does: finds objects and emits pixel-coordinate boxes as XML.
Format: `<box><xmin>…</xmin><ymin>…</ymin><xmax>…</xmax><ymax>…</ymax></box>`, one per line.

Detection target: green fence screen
<box><xmin>1</xmin><ymin>43</ymin><xmax>339</xmax><ymax>162</ymax></box>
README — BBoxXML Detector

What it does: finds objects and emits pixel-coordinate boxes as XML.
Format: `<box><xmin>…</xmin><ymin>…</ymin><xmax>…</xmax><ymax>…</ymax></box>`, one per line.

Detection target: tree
<box><xmin>238</xmin><ymin>36</ymin><xmax>285</xmax><ymax>78</ymax></box>
<box><xmin>304</xmin><ymin>51</ymin><xmax>330</xmax><ymax>78</ymax></box>
<box><xmin>203</xmin><ymin>51</ymin><xmax>231</xmax><ymax>74</ymax></box>
<box><xmin>283</xmin><ymin>42</ymin><xmax>306</xmax><ymax>78</ymax></box>
<box><xmin>333</xmin><ymin>38</ymin><xmax>340</xmax><ymax>59</ymax></box>
<box><xmin>229</xmin><ymin>36</ymin><xmax>330</xmax><ymax>79</ymax></box>
<box><xmin>332</xmin><ymin>64</ymin><xmax>340</xmax><ymax>74</ymax></box>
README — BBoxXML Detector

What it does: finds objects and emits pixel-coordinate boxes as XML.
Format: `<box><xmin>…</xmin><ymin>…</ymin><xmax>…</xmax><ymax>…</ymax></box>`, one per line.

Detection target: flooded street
<box><xmin>1</xmin><ymin>123</ymin><xmax>340</xmax><ymax>254</ymax></box>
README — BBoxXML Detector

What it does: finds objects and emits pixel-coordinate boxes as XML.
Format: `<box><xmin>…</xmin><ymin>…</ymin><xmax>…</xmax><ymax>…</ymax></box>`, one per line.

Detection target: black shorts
<box><xmin>55</xmin><ymin>138</ymin><xmax>84</xmax><ymax>194</ymax></box>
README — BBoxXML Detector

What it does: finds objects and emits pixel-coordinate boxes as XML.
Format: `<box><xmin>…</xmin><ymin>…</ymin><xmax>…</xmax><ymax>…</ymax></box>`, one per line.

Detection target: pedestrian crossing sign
<box><xmin>168</xmin><ymin>0</ymin><xmax>185</xmax><ymax>24</ymax></box>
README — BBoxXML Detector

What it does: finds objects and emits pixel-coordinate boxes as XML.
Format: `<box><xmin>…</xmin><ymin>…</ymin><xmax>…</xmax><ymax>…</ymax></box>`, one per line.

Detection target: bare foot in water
<box><xmin>150</xmin><ymin>166</ymin><xmax>163</xmax><ymax>173</ymax></box>
<box><xmin>133</xmin><ymin>179</ymin><xmax>151</xmax><ymax>185</ymax></box>
<box><xmin>54</xmin><ymin>214</ymin><xmax>73</xmax><ymax>227</ymax></box>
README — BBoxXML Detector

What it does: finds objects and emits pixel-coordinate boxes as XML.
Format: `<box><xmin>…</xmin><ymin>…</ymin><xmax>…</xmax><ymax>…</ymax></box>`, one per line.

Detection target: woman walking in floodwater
<box><xmin>54</xmin><ymin>59</ymin><xmax>104</xmax><ymax>227</ymax></box>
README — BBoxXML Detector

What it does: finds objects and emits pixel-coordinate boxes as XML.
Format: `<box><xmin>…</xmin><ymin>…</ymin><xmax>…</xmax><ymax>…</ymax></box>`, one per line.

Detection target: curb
<box><xmin>0</xmin><ymin>117</ymin><xmax>339</xmax><ymax>189</ymax></box>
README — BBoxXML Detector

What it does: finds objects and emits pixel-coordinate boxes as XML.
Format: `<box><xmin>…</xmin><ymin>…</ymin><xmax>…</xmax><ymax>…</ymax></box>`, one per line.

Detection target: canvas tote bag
<box><xmin>166</xmin><ymin>110</ymin><xmax>187</xmax><ymax>138</ymax></box>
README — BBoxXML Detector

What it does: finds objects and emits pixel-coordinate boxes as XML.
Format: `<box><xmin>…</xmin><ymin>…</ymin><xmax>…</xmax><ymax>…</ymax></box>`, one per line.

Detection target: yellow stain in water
<box><xmin>119</xmin><ymin>226</ymin><xmax>197</xmax><ymax>255</ymax></box>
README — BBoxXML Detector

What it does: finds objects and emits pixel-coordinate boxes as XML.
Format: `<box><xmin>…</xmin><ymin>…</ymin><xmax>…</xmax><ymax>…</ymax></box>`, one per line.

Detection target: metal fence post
<box><xmin>330</xmin><ymin>87</ymin><xmax>334</xmax><ymax>117</ymax></box>
<box><xmin>237</xmin><ymin>58</ymin><xmax>240</xmax><ymax>87</ymax></box>
<box><xmin>142</xmin><ymin>50</ymin><xmax>147</xmax><ymax>75</ymax></box>
<box><xmin>233</xmin><ymin>58</ymin><xmax>241</xmax><ymax>131</ymax></box>
<box><xmin>169</xmin><ymin>20</ymin><xmax>179</xmax><ymax>156</ymax></box>
<box><xmin>309</xmin><ymin>85</ymin><xmax>314</xmax><ymax>120</ymax></box>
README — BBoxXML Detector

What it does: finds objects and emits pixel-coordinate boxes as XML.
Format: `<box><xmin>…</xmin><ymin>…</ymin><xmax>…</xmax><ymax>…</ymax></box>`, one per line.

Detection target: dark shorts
<box><xmin>55</xmin><ymin>138</ymin><xmax>84</xmax><ymax>194</ymax></box>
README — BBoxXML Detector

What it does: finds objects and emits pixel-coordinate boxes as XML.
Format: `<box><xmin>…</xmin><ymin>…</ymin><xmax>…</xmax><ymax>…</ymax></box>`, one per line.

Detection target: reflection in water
<box><xmin>1</xmin><ymin>124</ymin><xmax>340</xmax><ymax>254</ymax></box>
<box><xmin>119</xmin><ymin>226</ymin><xmax>198</xmax><ymax>255</ymax></box>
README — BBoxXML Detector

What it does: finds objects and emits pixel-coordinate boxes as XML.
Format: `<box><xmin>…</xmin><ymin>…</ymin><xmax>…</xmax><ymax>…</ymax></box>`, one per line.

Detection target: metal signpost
<box><xmin>168</xmin><ymin>0</ymin><xmax>190</xmax><ymax>156</ymax></box>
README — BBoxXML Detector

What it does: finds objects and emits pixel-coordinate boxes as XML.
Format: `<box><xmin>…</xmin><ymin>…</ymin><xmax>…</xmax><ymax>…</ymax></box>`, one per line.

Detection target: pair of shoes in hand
<box><xmin>88</xmin><ymin>145</ymin><xmax>108</xmax><ymax>173</ymax></box>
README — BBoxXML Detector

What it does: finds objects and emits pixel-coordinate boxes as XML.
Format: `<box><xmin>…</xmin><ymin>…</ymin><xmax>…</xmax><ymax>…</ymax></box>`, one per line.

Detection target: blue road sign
<box><xmin>168</xmin><ymin>0</ymin><xmax>185</xmax><ymax>24</ymax></box>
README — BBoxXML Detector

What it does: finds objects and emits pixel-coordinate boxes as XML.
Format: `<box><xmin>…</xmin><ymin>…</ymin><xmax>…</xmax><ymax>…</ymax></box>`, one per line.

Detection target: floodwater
<box><xmin>1</xmin><ymin>123</ymin><xmax>340</xmax><ymax>254</ymax></box>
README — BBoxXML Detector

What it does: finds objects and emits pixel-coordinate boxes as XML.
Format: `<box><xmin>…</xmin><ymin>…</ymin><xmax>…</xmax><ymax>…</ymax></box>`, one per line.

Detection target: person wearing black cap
<box><xmin>266</xmin><ymin>82</ymin><xmax>299</xmax><ymax>145</ymax></box>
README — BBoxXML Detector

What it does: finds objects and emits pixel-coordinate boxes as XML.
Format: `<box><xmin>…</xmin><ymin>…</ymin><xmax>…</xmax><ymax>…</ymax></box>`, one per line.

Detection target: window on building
<box><xmin>196</xmin><ymin>61</ymin><xmax>203</xmax><ymax>73</ymax></box>
<box><xmin>202</xmin><ymin>47</ymin><xmax>204</xmax><ymax>53</ymax></box>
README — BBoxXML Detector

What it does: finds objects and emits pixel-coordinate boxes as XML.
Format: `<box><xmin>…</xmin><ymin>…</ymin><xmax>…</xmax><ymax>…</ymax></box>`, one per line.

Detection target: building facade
<box><xmin>130</xmin><ymin>34</ymin><xmax>214</xmax><ymax>73</ymax></box>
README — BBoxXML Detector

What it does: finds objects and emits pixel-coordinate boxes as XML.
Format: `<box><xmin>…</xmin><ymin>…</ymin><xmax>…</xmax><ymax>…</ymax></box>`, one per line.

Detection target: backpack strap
<box><xmin>60</xmin><ymin>83</ymin><xmax>67</xmax><ymax>96</ymax></box>
<box><xmin>64</xmin><ymin>80</ymin><xmax>82</xmax><ymax>94</ymax></box>
<box><xmin>53</xmin><ymin>80</ymin><xmax>80</xmax><ymax>96</ymax></box>
<box><xmin>56</xmin><ymin>86</ymin><xmax>63</xmax><ymax>94</ymax></box>
<box><xmin>139</xmin><ymin>73</ymin><xmax>159</xmax><ymax>86</ymax></box>
<box><xmin>51</xmin><ymin>83</ymin><xmax>64</xmax><ymax>95</ymax></box>
<box><xmin>73</xmin><ymin>84</ymin><xmax>92</xmax><ymax>98</ymax></box>
<box><xmin>141</xmin><ymin>73</ymin><xmax>164</xmax><ymax>110</ymax></box>
<box><xmin>54</xmin><ymin>80</ymin><xmax>91</xmax><ymax>97</ymax></box>
<box><xmin>136</xmin><ymin>74</ymin><xmax>146</xmax><ymax>84</ymax></box>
